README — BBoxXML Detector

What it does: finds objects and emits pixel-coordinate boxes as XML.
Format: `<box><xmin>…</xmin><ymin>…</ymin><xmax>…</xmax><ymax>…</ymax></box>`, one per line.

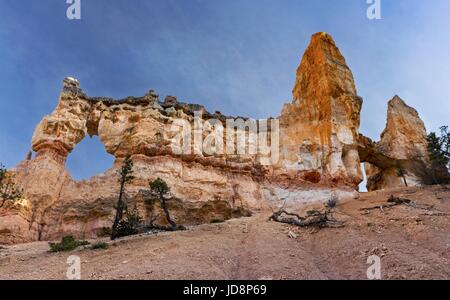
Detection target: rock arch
<box><xmin>357</xmin><ymin>96</ymin><xmax>429</xmax><ymax>191</ymax></box>
<box><xmin>1</xmin><ymin>33</ymin><xmax>430</xmax><ymax>244</ymax></box>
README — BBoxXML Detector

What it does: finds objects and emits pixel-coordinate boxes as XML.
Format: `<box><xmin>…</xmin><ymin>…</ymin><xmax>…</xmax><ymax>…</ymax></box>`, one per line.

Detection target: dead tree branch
<box><xmin>361</xmin><ymin>195</ymin><xmax>437</xmax><ymax>213</ymax></box>
<box><xmin>270</xmin><ymin>207</ymin><xmax>344</xmax><ymax>229</ymax></box>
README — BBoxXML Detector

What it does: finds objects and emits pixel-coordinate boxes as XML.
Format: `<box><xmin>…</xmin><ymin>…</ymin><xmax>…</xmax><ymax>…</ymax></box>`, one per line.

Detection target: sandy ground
<box><xmin>0</xmin><ymin>185</ymin><xmax>449</xmax><ymax>280</ymax></box>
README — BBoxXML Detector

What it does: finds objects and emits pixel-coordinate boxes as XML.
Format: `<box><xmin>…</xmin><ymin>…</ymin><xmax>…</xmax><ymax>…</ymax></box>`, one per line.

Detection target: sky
<box><xmin>0</xmin><ymin>0</ymin><xmax>449</xmax><ymax>182</ymax></box>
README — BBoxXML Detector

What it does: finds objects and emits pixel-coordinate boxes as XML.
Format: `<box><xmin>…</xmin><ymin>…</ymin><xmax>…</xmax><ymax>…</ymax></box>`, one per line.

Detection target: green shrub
<box><xmin>421</xmin><ymin>127</ymin><xmax>450</xmax><ymax>185</ymax></box>
<box><xmin>113</xmin><ymin>208</ymin><xmax>143</xmax><ymax>238</ymax></box>
<box><xmin>326</xmin><ymin>193</ymin><xmax>339</xmax><ymax>209</ymax></box>
<box><xmin>91</xmin><ymin>241</ymin><xmax>109</xmax><ymax>250</ymax></box>
<box><xmin>114</xmin><ymin>220</ymin><xmax>138</xmax><ymax>238</ymax></box>
<box><xmin>49</xmin><ymin>236</ymin><xmax>90</xmax><ymax>252</ymax></box>
<box><xmin>97</xmin><ymin>227</ymin><xmax>112</xmax><ymax>237</ymax></box>
<box><xmin>210</xmin><ymin>219</ymin><xmax>224</xmax><ymax>224</ymax></box>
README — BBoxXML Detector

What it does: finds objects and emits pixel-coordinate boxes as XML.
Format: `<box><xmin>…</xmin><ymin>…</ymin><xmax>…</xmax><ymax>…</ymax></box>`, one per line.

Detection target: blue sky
<box><xmin>1</xmin><ymin>0</ymin><xmax>449</xmax><ymax>180</ymax></box>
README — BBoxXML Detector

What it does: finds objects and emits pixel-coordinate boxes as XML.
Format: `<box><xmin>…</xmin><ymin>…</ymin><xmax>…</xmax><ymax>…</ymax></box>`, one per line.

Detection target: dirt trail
<box><xmin>1</xmin><ymin>186</ymin><xmax>449</xmax><ymax>280</ymax></box>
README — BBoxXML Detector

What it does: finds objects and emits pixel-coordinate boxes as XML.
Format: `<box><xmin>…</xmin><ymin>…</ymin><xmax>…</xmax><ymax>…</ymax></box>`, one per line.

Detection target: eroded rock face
<box><xmin>279</xmin><ymin>32</ymin><xmax>363</xmax><ymax>187</ymax></box>
<box><xmin>1</xmin><ymin>72</ymin><xmax>357</xmax><ymax>243</ymax></box>
<box><xmin>379</xmin><ymin>96</ymin><xmax>428</xmax><ymax>160</ymax></box>
<box><xmin>1</xmin><ymin>77</ymin><xmax>271</xmax><ymax>243</ymax></box>
<box><xmin>361</xmin><ymin>96</ymin><xmax>429</xmax><ymax>191</ymax></box>
<box><xmin>1</xmin><ymin>32</ymin><xmax>430</xmax><ymax>244</ymax></box>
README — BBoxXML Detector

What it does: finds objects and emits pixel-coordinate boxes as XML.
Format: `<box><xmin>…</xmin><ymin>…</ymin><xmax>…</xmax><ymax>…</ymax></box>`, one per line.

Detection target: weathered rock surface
<box><xmin>379</xmin><ymin>96</ymin><xmax>428</xmax><ymax>160</ymax></box>
<box><xmin>0</xmin><ymin>33</ymin><xmax>430</xmax><ymax>244</ymax></box>
<box><xmin>1</xmin><ymin>79</ymin><xmax>270</xmax><ymax>243</ymax></box>
<box><xmin>279</xmin><ymin>32</ymin><xmax>363</xmax><ymax>187</ymax></box>
<box><xmin>363</xmin><ymin>96</ymin><xmax>429</xmax><ymax>191</ymax></box>
<box><xmin>1</xmin><ymin>73</ymin><xmax>357</xmax><ymax>243</ymax></box>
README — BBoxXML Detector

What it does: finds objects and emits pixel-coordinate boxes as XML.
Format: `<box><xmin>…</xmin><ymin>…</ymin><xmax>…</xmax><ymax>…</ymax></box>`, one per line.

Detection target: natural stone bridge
<box><xmin>0</xmin><ymin>32</ymin><xmax>429</xmax><ymax>244</ymax></box>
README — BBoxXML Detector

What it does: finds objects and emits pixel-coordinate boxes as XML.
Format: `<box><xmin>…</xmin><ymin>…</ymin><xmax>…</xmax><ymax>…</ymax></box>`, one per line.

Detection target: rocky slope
<box><xmin>1</xmin><ymin>186</ymin><xmax>449</xmax><ymax>280</ymax></box>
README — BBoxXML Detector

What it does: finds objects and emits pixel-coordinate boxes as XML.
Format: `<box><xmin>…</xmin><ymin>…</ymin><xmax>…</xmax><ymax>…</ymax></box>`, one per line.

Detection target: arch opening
<box><xmin>359</xmin><ymin>162</ymin><xmax>368</xmax><ymax>192</ymax></box>
<box><xmin>65</xmin><ymin>135</ymin><xmax>114</xmax><ymax>181</ymax></box>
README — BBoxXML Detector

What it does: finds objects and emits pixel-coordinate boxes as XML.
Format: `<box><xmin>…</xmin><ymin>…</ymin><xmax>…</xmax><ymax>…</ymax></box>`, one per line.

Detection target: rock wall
<box><xmin>0</xmin><ymin>32</ymin><xmax>430</xmax><ymax>244</ymax></box>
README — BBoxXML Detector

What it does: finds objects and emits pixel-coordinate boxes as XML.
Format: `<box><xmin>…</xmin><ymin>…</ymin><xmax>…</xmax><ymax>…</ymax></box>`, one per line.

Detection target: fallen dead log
<box><xmin>360</xmin><ymin>203</ymin><xmax>398</xmax><ymax>212</ymax></box>
<box><xmin>387</xmin><ymin>195</ymin><xmax>412</xmax><ymax>205</ymax></box>
<box><xmin>361</xmin><ymin>195</ymin><xmax>436</xmax><ymax>213</ymax></box>
<box><xmin>269</xmin><ymin>208</ymin><xmax>344</xmax><ymax>229</ymax></box>
<box><xmin>146</xmin><ymin>224</ymin><xmax>186</xmax><ymax>232</ymax></box>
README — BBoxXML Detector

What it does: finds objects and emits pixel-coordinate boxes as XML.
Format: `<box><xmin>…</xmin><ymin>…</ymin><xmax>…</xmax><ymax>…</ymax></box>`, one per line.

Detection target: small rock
<box><xmin>165</xmin><ymin>107</ymin><xmax>177</xmax><ymax>116</ymax></box>
<box><xmin>63</xmin><ymin>77</ymin><xmax>80</xmax><ymax>87</ymax></box>
<box><xmin>164</xmin><ymin>96</ymin><xmax>178</xmax><ymax>106</ymax></box>
<box><xmin>148</xmin><ymin>89</ymin><xmax>159</xmax><ymax>98</ymax></box>
<box><xmin>288</xmin><ymin>231</ymin><xmax>298</xmax><ymax>239</ymax></box>
<box><xmin>152</xmin><ymin>102</ymin><xmax>164</xmax><ymax>111</ymax></box>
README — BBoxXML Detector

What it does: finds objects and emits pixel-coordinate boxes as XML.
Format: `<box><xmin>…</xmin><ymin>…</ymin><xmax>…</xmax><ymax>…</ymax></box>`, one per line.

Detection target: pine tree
<box><xmin>148</xmin><ymin>178</ymin><xmax>179</xmax><ymax>229</ymax></box>
<box><xmin>111</xmin><ymin>155</ymin><xmax>135</xmax><ymax>240</ymax></box>
<box><xmin>425</xmin><ymin>127</ymin><xmax>450</xmax><ymax>184</ymax></box>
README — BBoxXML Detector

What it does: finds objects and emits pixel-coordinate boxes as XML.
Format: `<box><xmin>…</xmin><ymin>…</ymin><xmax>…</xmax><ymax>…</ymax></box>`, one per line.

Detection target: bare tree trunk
<box><xmin>402</xmin><ymin>175</ymin><xmax>408</xmax><ymax>187</ymax></box>
<box><xmin>159</xmin><ymin>193</ymin><xmax>177</xmax><ymax>228</ymax></box>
